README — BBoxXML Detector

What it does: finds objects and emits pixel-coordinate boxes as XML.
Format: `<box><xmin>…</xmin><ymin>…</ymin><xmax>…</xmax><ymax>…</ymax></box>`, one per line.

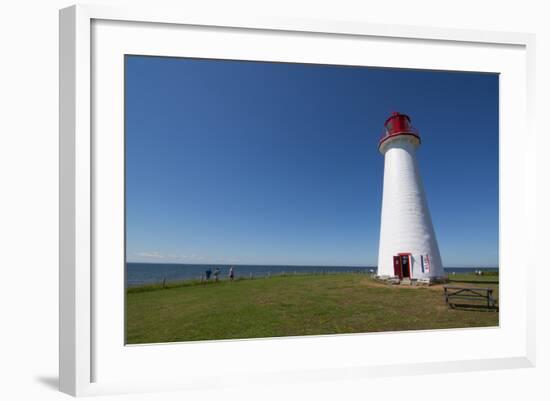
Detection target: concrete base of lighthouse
<box><xmin>375</xmin><ymin>264</ymin><xmax>447</xmax><ymax>286</ymax></box>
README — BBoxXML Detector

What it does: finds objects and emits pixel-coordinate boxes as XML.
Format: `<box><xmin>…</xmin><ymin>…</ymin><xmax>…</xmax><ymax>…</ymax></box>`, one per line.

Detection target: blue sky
<box><xmin>125</xmin><ymin>56</ymin><xmax>498</xmax><ymax>267</ymax></box>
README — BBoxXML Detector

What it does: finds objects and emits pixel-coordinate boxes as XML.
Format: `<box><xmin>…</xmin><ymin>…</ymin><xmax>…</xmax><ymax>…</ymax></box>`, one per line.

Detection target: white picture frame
<box><xmin>59</xmin><ymin>4</ymin><xmax>536</xmax><ymax>397</ymax></box>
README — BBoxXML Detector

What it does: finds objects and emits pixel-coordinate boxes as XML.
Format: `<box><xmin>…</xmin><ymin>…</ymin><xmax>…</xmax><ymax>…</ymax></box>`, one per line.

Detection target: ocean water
<box><xmin>126</xmin><ymin>263</ymin><xmax>498</xmax><ymax>287</ymax></box>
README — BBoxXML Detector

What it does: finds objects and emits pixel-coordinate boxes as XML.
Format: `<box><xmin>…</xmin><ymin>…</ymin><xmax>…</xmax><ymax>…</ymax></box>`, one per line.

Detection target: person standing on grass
<box><xmin>213</xmin><ymin>267</ymin><xmax>220</xmax><ymax>281</ymax></box>
<box><xmin>229</xmin><ymin>266</ymin><xmax>234</xmax><ymax>281</ymax></box>
<box><xmin>205</xmin><ymin>268</ymin><xmax>212</xmax><ymax>280</ymax></box>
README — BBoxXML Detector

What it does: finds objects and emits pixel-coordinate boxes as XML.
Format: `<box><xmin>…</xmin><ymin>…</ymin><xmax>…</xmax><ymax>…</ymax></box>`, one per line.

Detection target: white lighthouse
<box><xmin>377</xmin><ymin>112</ymin><xmax>444</xmax><ymax>282</ymax></box>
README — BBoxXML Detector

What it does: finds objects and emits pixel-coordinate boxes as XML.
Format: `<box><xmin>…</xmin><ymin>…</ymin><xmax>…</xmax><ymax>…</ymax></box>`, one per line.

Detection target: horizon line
<box><xmin>126</xmin><ymin>261</ymin><xmax>499</xmax><ymax>269</ymax></box>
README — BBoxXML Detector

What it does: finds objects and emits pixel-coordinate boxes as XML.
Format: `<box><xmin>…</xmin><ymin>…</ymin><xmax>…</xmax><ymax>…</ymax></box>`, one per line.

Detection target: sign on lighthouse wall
<box><xmin>377</xmin><ymin>113</ymin><xmax>444</xmax><ymax>281</ymax></box>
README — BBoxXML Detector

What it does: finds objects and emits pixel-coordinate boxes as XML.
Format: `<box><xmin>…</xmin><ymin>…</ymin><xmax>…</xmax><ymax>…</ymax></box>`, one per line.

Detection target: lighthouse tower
<box><xmin>377</xmin><ymin>112</ymin><xmax>444</xmax><ymax>282</ymax></box>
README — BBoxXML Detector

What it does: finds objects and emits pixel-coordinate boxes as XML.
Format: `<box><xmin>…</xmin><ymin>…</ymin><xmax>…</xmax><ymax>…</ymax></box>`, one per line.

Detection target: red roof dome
<box><xmin>379</xmin><ymin>112</ymin><xmax>421</xmax><ymax>149</ymax></box>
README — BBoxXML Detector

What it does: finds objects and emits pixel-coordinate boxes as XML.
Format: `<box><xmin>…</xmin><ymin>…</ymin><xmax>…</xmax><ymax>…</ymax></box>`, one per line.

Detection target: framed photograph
<box><xmin>59</xmin><ymin>4</ymin><xmax>536</xmax><ymax>397</ymax></box>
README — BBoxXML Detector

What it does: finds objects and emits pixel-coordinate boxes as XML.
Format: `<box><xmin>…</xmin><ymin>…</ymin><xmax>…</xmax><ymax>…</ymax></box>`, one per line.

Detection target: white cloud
<box><xmin>133</xmin><ymin>251</ymin><xmax>207</xmax><ymax>262</ymax></box>
<box><xmin>134</xmin><ymin>251</ymin><xmax>166</xmax><ymax>259</ymax></box>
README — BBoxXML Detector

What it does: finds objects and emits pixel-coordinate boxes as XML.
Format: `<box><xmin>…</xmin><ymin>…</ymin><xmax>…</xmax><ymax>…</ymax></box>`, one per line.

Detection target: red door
<box><xmin>393</xmin><ymin>256</ymin><xmax>402</xmax><ymax>278</ymax></box>
<box><xmin>401</xmin><ymin>255</ymin><xmax>411</xmax><ymax>278</ymax></box>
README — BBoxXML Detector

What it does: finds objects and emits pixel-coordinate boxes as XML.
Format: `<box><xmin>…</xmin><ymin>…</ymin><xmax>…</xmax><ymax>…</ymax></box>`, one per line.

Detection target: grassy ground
<box><xmin>126</xmin><ymin>273</ymin><xmax>499</xmax><ymax>344</ymax></box>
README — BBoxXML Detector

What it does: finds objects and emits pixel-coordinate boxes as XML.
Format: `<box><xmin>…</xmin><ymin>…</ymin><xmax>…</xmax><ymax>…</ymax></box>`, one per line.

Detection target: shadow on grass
<box><xmin>449</xmin><ymin>303</ymin><xmax>499</xmax><ymax>312</ymax></box>
<box><xmin>447</xmin><ymin>279</ymin><xmax>499</xmax><ymax>285</ymax></box>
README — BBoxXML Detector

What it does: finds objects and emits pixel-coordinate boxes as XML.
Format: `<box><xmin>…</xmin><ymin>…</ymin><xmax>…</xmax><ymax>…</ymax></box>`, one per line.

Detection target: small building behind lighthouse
<box><xmin>377</xmin><ymin>112</ymin><xmax>444</xmax><ymax>283</ymax></box>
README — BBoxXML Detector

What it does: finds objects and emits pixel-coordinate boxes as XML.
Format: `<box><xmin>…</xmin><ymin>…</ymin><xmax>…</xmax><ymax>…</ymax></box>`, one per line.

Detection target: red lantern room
<box><xmin>379</xmin><ymin>112</ymin><xmax>421</xmax><ymax>149</ymax></box>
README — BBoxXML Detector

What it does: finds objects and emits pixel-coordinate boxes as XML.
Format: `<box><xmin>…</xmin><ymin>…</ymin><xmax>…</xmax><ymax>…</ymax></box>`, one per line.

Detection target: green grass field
<box><xmin>126</xmin><ymin>273</ymin><xmax>499</xmax><ymax>344</ymax></box>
